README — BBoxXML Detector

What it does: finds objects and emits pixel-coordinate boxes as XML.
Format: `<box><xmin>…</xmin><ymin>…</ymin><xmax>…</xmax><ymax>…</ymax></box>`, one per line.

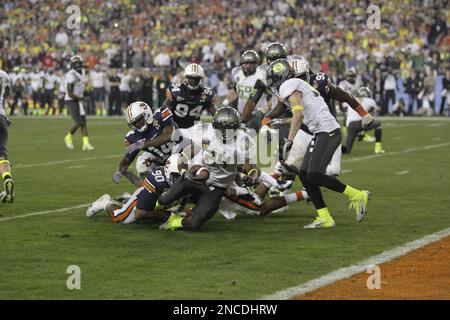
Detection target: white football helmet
<box><xmin>126</xmin><ymin>101</ymin><xmax>154</xmax><ymax>133</ymax></box>
<box><xmin>164</xmin><ymin>154</ymin><xmax>183</xmax><ymax>184</ymax></box>
<box><xmin>184</xmin><ymin>63</ymin><xmax>205</xmax><ymax>90</ymax></box>
<box><xmin>290</xmin><ymin>55</ymin><xmax>310</xmax><ymax>70</ymax></box>
<box><xmin>290</xmin><ymin>59</ymin><xmax>310</xmax><ymax>83</ymax></box>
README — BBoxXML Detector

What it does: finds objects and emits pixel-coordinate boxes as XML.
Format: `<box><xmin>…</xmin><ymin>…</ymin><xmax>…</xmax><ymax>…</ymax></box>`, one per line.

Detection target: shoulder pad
<box><xmin>231</xmin><ymin>66</ymin><xmax>243</xmax><ymax>79</ymax></box>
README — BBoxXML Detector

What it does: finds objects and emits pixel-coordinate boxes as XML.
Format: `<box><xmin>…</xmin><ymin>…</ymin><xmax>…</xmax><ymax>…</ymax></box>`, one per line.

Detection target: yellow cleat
<box><xmin>304</xmin><ymin>216</ymin><xmax>335</xmax><ymax>229</ymax></box>
<box><xmin>348</xmin><ymin>190</ymin><xmax>372</xmax><ymax>222</ymax></box>
<box><xmin>374</xmin><ymin>142</ymin><xmax>385</xmax><ymax>154</ymax></box>
<box><xmin>159</xmin><ymin>213</ymin><xmax>183</xmax><ymax>230</ymax></box>
<box><xmin>64</xmin><ymin>134</ymin><xmax>74</xmax><ymax>150</ymax></box>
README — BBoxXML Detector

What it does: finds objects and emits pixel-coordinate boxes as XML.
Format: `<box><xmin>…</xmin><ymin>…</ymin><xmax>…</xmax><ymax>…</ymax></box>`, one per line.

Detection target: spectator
<box><xmin>90</xmin><ymin>64</ymin><xmax>107</xmax><ymax>116</ymax></box>
<box><xmin>404</xmin><ymin>70</ymin><xmax>422</xmax><ymax>115</ymax></box>
<box><xmin>393</xmin><ymin>98</ymin><xmax>407</xmax><ymax>117</ymax></box>
<box><xmin>382</xmin><ymin>68</ymin><xmax>397</xmax><ymax>115</ymax></box>
<box><xmin>439</xmin><ymin>68</ymin><xmax>449</xmax><ymax>116</ymax></box>
<box><xmin>118</xmin><ymin>68</ymin><xmax>132</xmax><ymax>110</ymax></box>
<box><xmin>107</xmin><ymin>68</ymin><xmax>121</xmax><ymax>116</ymax></box>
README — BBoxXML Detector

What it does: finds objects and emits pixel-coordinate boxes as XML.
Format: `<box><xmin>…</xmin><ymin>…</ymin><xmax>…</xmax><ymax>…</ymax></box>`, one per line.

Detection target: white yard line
<box><xmin>341</xmin><ymin>142</ymin><xmax>450</xmax><ymax>164</ymax></box>
<box><xmin>0</xmin><ymin>204</ymin><xmax>90</xmax><ymax>222</ymax></box>
<box><xmin>14</xmin><ymin>154</ymin><xmax>121</xmax><ymax>169</ymax></box>
<box><xmin>260</xmin><ymin>227</ymin><xmax>450</xmax><ymax>300</ymax></box>
<box><xmin>395</xmin><ymin>170</ymin><xmax>410</xmax><ymax>175</ymax></box>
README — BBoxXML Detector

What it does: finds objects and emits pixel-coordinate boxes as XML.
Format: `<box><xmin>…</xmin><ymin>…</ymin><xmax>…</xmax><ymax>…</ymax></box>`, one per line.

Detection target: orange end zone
<box><xmin>293</xmin><ymin>236</ymin><xmax>450</xmax><ymax>300</ymax></box>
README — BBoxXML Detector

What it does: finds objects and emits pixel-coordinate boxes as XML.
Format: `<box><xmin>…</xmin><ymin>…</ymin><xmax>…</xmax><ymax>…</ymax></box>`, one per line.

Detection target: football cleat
<box><xmin>374</xmin><ymin>143</ymin><xmax>385</xmax><ymax>154</ymax></box>
<box><xmin>348</xmin><ymin>190</ymin><xmax>372</xmax><ymax>222</ymax></box>
<box><xmin>304</xmin><ymin>216</ymin><xmax>336</xmax><ymax>229</ymax></box>
<box><xmin>86</xmin><ymin>194</ymin><xmax>111</xmax><ymax>217</ymax></box>
<box><xmin>82</xmin><ymin>143</ymin><xmax>95</xmax><ymax>151</ymax></box>
<box><xmin>64</xmin><ymin>134</ymin><xmax>74</xmax><ymax>150</ymax></box>
<box><xmin>159</xmin><ymin>213</ymin><xmax>183</xmax><ymax>230</ymax></box>
<box><xmin>2</xmin><ymin>178</ymin><xmax>15</xmax><ymax>203</ymax></box>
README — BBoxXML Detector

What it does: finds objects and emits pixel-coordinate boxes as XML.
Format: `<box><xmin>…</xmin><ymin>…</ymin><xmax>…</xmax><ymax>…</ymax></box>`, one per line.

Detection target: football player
<box><xmin>266</xmin><ymin>59</ymin><xmax>371</xmax><ymax>229</ymax></box>
<box><xmin>343</xmin><ymin>87</ymin><xmax>385</xmax><ymax>154</ymax></box>
<box><xmin>163</xmin><ymin>63</ymin><xmax>216</xmax><ymax>129</ymax></box>
<box><xmin>262</xmin><ymin>57</ymin><xmax>376</xmax><ymax>177</ymax></box>
<box><xmin>158</xmin><ymin>107</ymin><xmax>259</xmax><ymax>231</ymax></box>
<box><xmin>0</xmin><ymin>69</ymin><xmax>15</xmax><ymax>202</ymax></box>
<box><xmin>87</xmin><ymin>154</ymin><xmax>184</xmax><ymax>224</ymax></box>
<box><xmin>227</xmin><ymin>50</ymin><xmax>268</xmax><ymax>130</ymax></box>
<box><xmin>113</xmin><ymin>101</ymin><xmax>177</xmax><ymax>187</ymax></box>
<box><xmin>63</xmin><ymin>55</ymin><xmax>95</xmax><ymax>151</ymax></box>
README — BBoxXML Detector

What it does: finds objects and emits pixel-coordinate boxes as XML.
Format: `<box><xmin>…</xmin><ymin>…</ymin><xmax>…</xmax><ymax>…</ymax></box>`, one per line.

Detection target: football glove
<box><xmin>282</xmin><ymin>138</ymin><xmax>293</xmax><ymax>160</ymax></box>
<box><xmin>268</xmin><ymin>118</ymin><xmax>287</xmax><ymax>126</ymax></box>
<box><xmin>361</xmin><ymin>114</ymin><xmax>374</xmax><ymax>128</ymax></box>
<box><xmin>112</xmin><ymin>170</ymin><xmax>121</xmax><ymax>184</ymax></box>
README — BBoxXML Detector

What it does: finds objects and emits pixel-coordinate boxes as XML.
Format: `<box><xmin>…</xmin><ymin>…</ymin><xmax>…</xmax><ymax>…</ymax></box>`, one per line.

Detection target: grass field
<box><xmin>0</xmin><ymin>116</ymin><xmax>449</xmax><ymax>299</ymax></box>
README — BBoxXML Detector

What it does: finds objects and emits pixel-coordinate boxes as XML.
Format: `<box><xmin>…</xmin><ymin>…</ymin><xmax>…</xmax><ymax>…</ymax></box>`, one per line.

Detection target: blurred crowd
<box><xmin>0</xmin><ymin>0</ymin><xmax>449</xmax><ymax>116</ymax></box>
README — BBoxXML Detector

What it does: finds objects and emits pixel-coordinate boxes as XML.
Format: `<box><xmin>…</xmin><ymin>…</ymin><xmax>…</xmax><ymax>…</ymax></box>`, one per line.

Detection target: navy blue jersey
<box><xmin>142</xmin><ymin>166</ymin><xmax>170</xmax><ymax>196</ymax></box>
<box><xmin>299</xmin><ymin>72</ymin><xmax>336</xmax><ymax>135</ymax></box>
<box><xmin>309</xmin><ymin>72</ymin><xmax>336</xmax><ymax>117</ymax></box>
<box><xmin>124</xmin><ymin>107</ymin><xmax>177</xmax><ymax>165</ymax></box>
<box><xmin>136</xmin><ymin>166</ymin><xmax>171</xmax><ymax>211</ymax></box>
<box><xmin>166</xmin><ymin>83</ymin><xmax>215</xmax><ymax>128</ymax></box>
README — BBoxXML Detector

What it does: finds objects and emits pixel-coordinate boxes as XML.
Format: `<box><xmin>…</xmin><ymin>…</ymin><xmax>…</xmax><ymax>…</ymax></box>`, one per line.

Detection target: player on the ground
<box><xmin>163</xmin><ymin>63</ymin><xmax>216</xmax><ymax>129</ymax></box>
<box><xmin>63</xmin><ymin>55</ymin><xmax>95</xmax><ymax>151</ymax></box>
<box><xmin>158</xmin><ymin>107</ymin><xmax>259</xmax><ymax>231</ymax></box>
<box><xmin>227</xmin><ymin>50</ymin><xmax>268</xmax><ymax>130</ymax></box>
<box><xmin>266</xmin><ymin>59</ymin><xmax>371</xmax><ymax>229</ymax></box>
<box><xmin>113</xmin><ymin>101</ymin><xmax>177</xmax><ymax>187</ymax></box>
<box><xmin>343</xmin><ymin>87</ymin><xmax>385</xmax><ymax>154</ymax></box>
<box><xmin>87</xmin><ymin>154</ymin><xmax>184</xmax><ymax>224</ymax></box>
<box><xmin>0</xmin><ymin>70</ymin><xmax>15</xmax><ymax>203</ymax></box>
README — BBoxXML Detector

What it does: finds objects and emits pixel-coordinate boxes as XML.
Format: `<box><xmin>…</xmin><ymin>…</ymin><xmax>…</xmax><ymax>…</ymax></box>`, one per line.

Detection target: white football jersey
<box><xmin>346</xmin><ymin>97</ymin><xmax>377</xmax><ymax>126</ymax></box>
<box><xmin>173</xmin><ymin>123</ymin><xmax>255</xmax><ymax>188</ymax></box>
<box><xmin>231</xmin><ymin>66</ymin><xmax>267</xmax><ymax>114</ymax></box>
<box><xmin>43</xmin><ymin>73</ymin><xmax>59</xmax><ymax>90</ymax></box>
<box><xmin>91</xmin><ymin>70</ymin><xmax>105</xmax><ymax>88</ymax></box>
<box><xmin>30</xmin><ymin>71</ymin><xmax>44</xmax><ymax>91</ymax></box>
<box><xmin>279</xmin><ymin>78</ymin><xmax>340</xmax><ymax>134</ymax></box>
<box><xmin>64</xmin><ymin>69</ymin><xmax>86</xmax><ymax>101</ymax></box>
<box><xmin>0</xmin><ymin>70</ymin><xmax>12</xmax><ymax>117</ymax></box>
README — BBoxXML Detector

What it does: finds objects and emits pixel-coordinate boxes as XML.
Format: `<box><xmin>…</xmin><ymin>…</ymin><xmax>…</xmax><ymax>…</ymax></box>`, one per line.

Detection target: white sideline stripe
<box><xmin>396</xmin><ymin>170</ymin><xmax>410</xmax><ymax>175</ymax></box>
<box><xmin>0</xmin><ymin>204</ymin><xmax>90</xmax><ymax>222</ymax></box>
<box><xmin>260</xmin><ymin>227</ymin><xmax>450</xmax><ymax>300</ymax></box>
<box><xmin>14</xmin><ymin>154</ymin><xmax>121</xmax><ymax>169</ymax></box>
<box><xmin>341</xmin><ymin>169</ymin><xmax>352</xmax><ymax>174</ymax></box>
<box><xmin>342</xmin><ymin>142</ymin><xmax>450</xmax><ymax>164</ymax></box>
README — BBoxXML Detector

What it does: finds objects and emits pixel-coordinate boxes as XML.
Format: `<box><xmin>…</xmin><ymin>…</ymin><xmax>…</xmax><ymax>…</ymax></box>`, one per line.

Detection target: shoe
<box><xmin>86</xmin><ymin>194</ymin><xmax>111</xmax><ymax>217</ymax></box>
<box><xmin>274</xmin><ymin>160</ymin><xmax>300</xmax><ymax>176</ymax></box>
<box><xmin>304</xmin><ymin>216</ymin><xmax>336</xmax><ymax>229</ymax></box>
<box><xmin>374</xmin><ymin>143</ymin><xmax>385</xmax><ymax>154</ymax></box>
<box><xmin>275</xmin><ymin>179</ymin><xmax>294</xmax><ymax>192</ymax></box>
<box><xmin>348</xmin><ymin>190</ymin><xmax>372</xmax><ymax>222</ymax></box>
<box><xmin>363</xmin><ymin>134</ymin><xmax>376</xmax><ymax>142</ymax></box>
<box><xmin>82</xmin><ymin>144</ymin><xmax>95</xmax><ymax>151</ymax></box>
<box><xmin>2</xmin><ymin>178</ymin><xmax>15</xmax><ymax>203</ymax></box>
<box><xmin>159</xmin><ymin>213</ymin><xmax>183</xmax><ymax>230</ymax></box>
<box><xmin>64</xmin><ymin>134</ymin><xmax>74</xmax><ymax>150</ymax></box>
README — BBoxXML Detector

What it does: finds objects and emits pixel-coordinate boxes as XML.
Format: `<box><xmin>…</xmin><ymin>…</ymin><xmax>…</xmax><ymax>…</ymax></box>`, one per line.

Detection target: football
<box><xmin>189</xmin><ymin>165</ymin><xmax>210</xmax><ymax>181</ymax></box>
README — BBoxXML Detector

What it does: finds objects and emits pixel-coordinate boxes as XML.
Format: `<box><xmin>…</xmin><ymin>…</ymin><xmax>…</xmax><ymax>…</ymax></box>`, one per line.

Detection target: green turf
<box><xmin>0</xmin><ymin>117</ymin><xmax>449</xmax><ymax>299</ymax></box>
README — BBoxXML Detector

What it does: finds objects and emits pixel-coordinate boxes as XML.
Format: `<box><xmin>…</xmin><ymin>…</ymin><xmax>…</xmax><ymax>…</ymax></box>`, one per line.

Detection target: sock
<box><xmin>317</xmin><ymin>207</ymin><xmax>333</xmax><ymax>219</ymax></box>
<box><xmin>343</xmin><ymin>185</ymin><xmax>361</xmax><ymax>199</ymax></box>
<box><xmin>259</xmin><ymin>172</ymin><xmax>278</xmax><ymax>188</ymax></box>
<box><xmin>65</xmin><ymin>133</ymin><xmax>73</xmax><ymax>141</ymax></box>
<box><xmin>233</xmin><ymin>185</ymin><xmax>249</xmax><ymax>196</ymax></box>
<box><xmin>283</xmin><ymin>191</ymin><xmax>305</xmax><ymax>204</ymax></box>
<box><xmin>82</xmin><ymin>136</ymin><xmax>90</xmax><ymax>146</ymax></box>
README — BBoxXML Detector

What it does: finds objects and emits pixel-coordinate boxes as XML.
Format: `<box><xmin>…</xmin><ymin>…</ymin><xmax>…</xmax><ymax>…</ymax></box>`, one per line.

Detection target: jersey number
<box><xmin>237</xmin><ymin>84</ymin><xmax>254</xmax><ymax>99</ymax></box>
<box><xmin>174</xmin><ymin>104</ymin><xmax>203</xmax><ymax>118</ymax></box>
<box><xmin>152</xmin><ymin>170</ymin><xmax>165</xmax><ymax>183</ymax></box>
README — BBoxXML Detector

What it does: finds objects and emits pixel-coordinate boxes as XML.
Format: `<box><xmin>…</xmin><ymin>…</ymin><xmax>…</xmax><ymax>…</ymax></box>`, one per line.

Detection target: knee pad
<box><xmin>307</xmin><ymin>172</ymin><xmax>324</xmax><ymax>186</ymax></box>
